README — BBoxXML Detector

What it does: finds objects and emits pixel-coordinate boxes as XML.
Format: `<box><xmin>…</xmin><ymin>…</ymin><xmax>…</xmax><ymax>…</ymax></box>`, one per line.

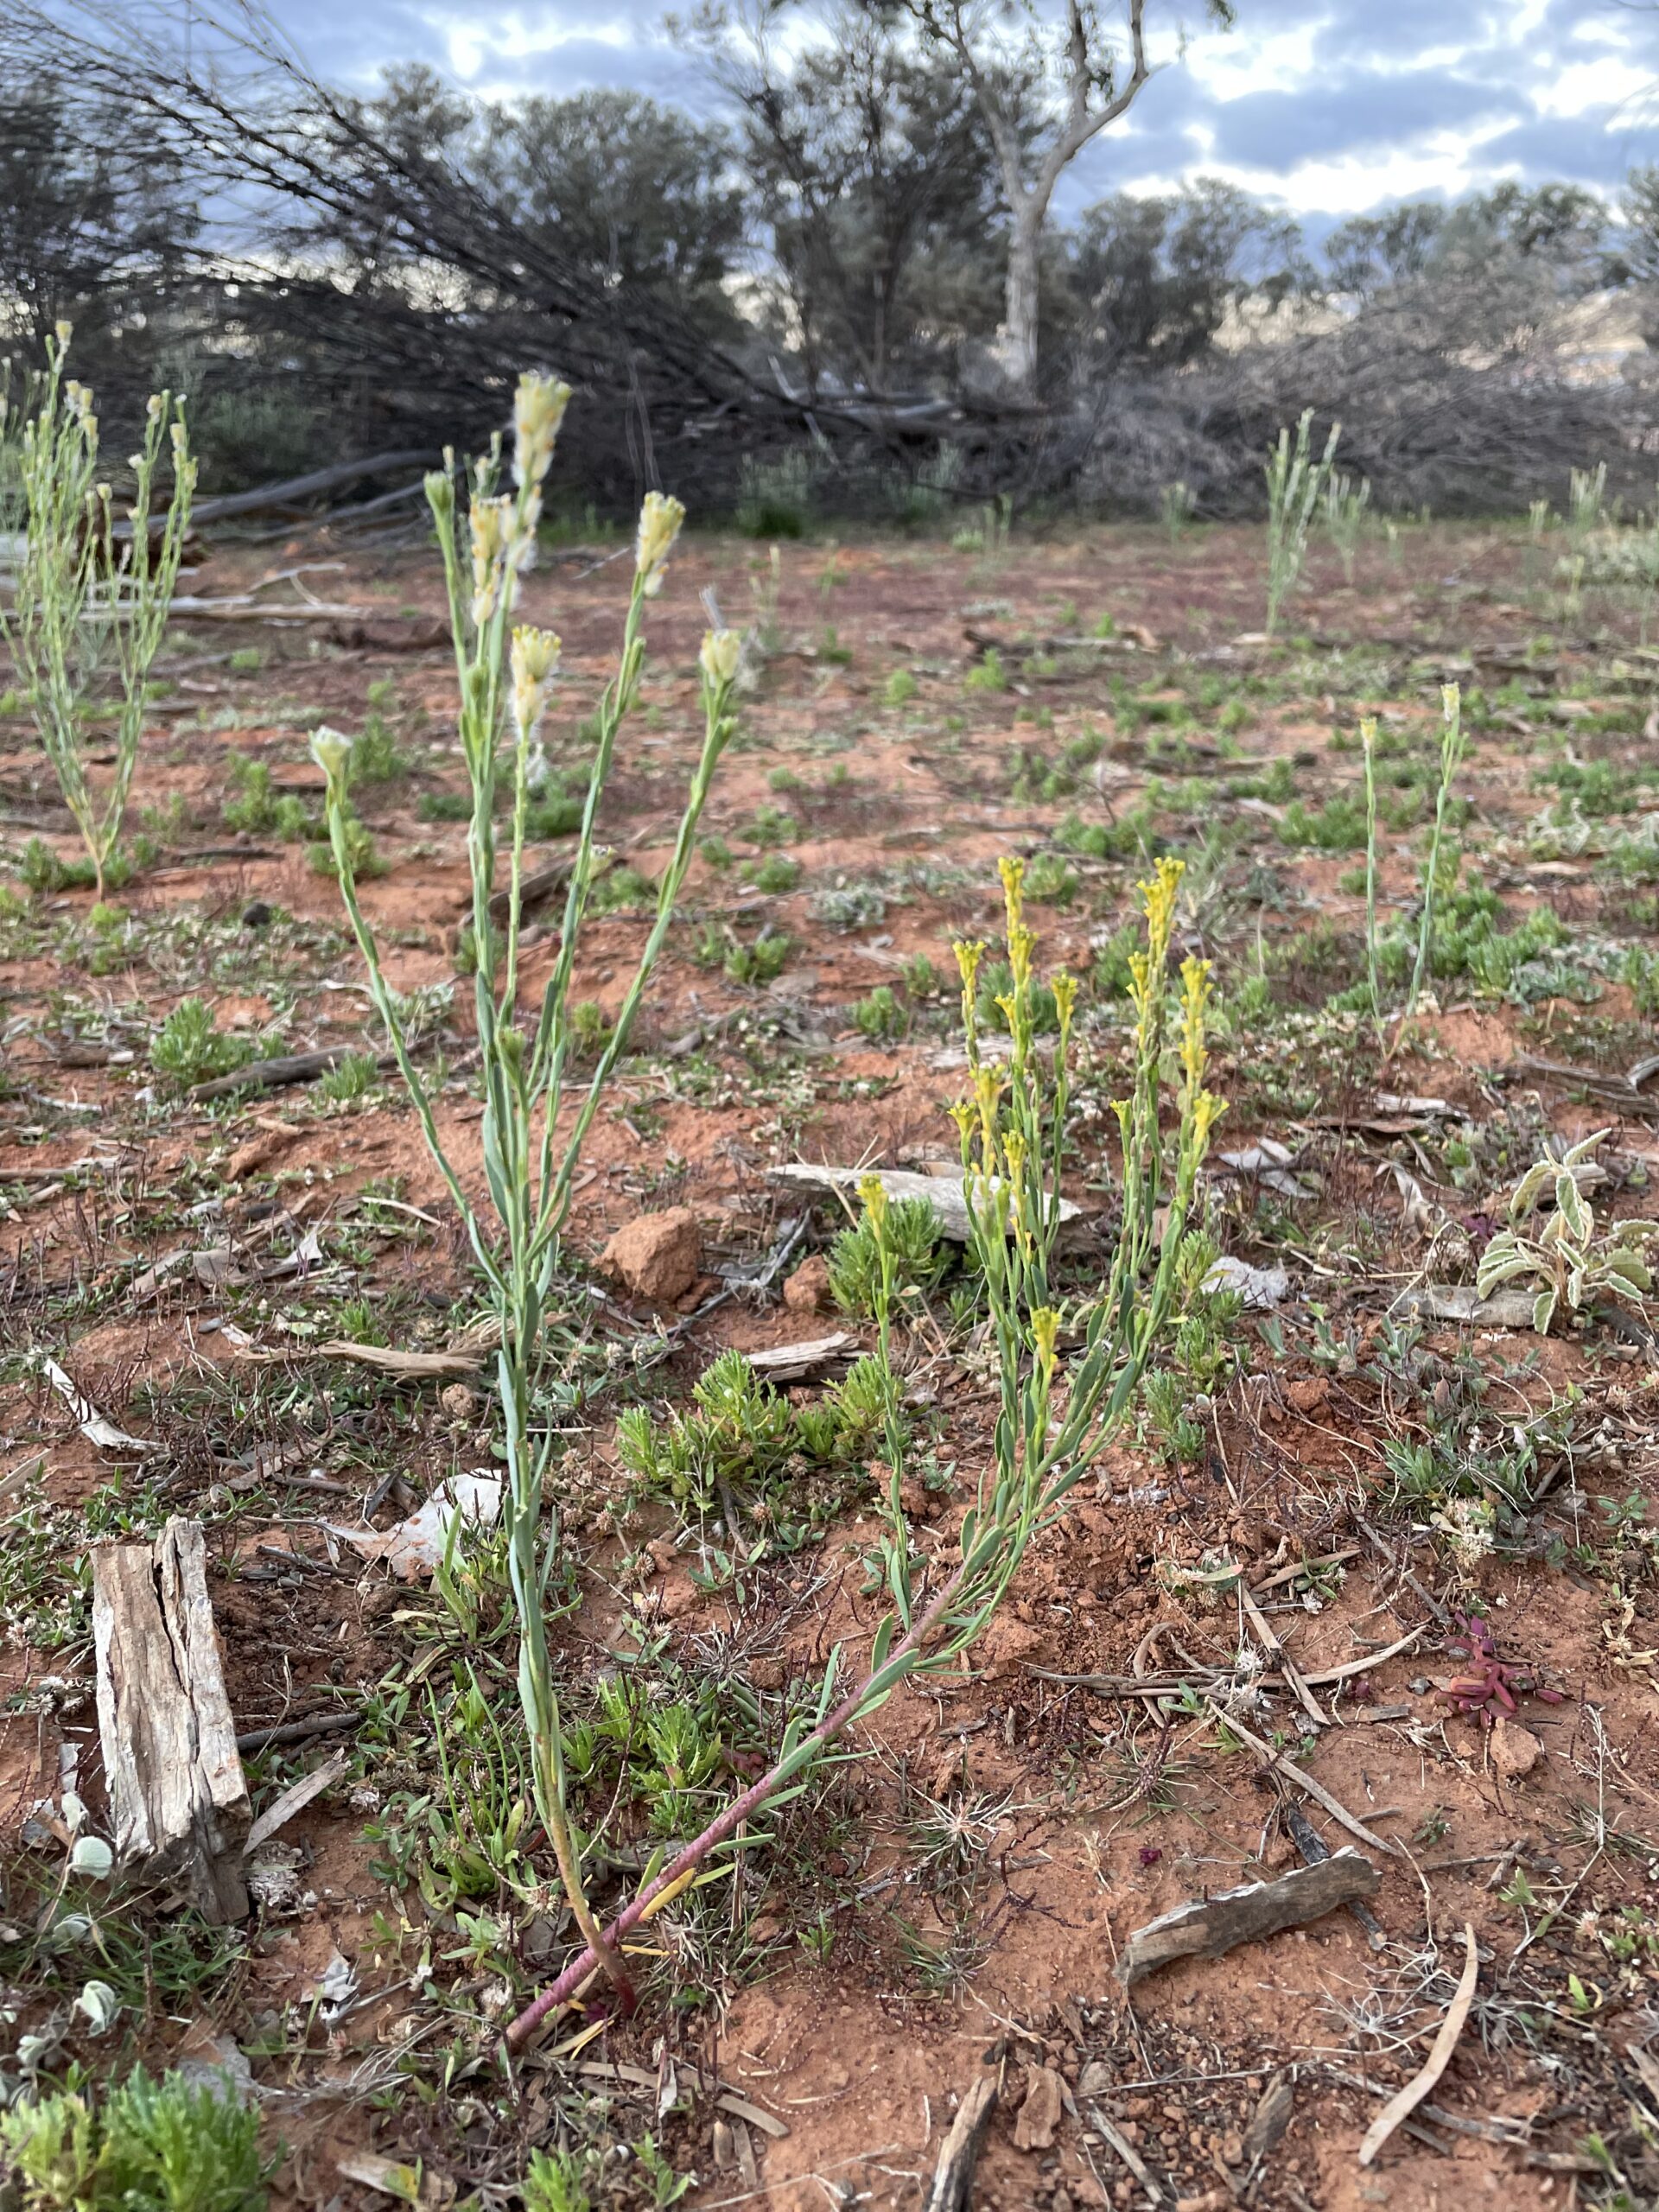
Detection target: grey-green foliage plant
<box><xmin>1264</xmin><ymin>408</ymin><xmax>1340</xmax><ymax>634</ymax></box>
<box><xmin>1160</xmin><ymin>479</ymin><xmax>1196</xmax><ymax>544</ymax></box>
<box><xmin>504</xmin><ymin>852</ymin><xmax>1224</xmax><ymax>2048</ymax></box>
<box><xmin>1323</xmin><ymin>469</ymin><xmax>1370</xmax><ymax>583</ymax></box>
<box><xmin>0</xmin><ymin>326</ymin><xmax>195</xmax><ymax>899</ymax></box>
<box><xmin>1476</xmin><ymin>1129</ymin><xmax>1657</xmax><ymax>1335</ymax></box>
<box><xmin>827</xmin><ymin>1193</ymin><xmax>945</xmax><ymax>1315</ymax></box>
<box><xmin>312</xmin><ymin>373</ymin><xmax>738</xmax><ymax>2009</ymax></box>
<box><xmin>0</xmin><ymin>2067</ymin><xmax>269</xmax><ymax>2212</ymax></box>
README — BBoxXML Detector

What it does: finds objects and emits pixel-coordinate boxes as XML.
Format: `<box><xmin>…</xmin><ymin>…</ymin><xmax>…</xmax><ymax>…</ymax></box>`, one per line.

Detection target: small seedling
<box><xmin>1476</xmin><ymin>1129</ymin><xmax>1657</xmax><ymax>1334</ymax></box>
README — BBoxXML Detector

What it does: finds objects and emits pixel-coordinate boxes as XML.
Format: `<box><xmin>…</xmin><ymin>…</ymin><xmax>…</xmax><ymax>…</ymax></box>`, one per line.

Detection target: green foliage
<box><xmin>963</xmin><ymin>647</ymin><xmax>1007</xmax><ymax>693</ymax></box>
<box><xmin>0</xmin><ymin>2068</ymin><xmax>270</xmax><ymax>2212</ymax></box>
<box><xmin>854</xmin><ymin>984</ymin><xmax>905</xmax><ymax>1041</ymax></box>
<box><xmin>884</xmin><ymin>669</ymin><xmax>918</xmax><ymax>707</ymax></box>
<box><xmin>350</xmin><ymin>710</ymin><xmax>406</xmax><ymax>785</ymax></box>
<box><xmin>745</xmin><ymin>804</ymin><xmax>798</xmax><ymax>849</ymax></box>
<box><xmin>975</xmin><ymin>958</ymin><xmax>1060</xmax><ymax>1035</ymax></box>
<box><xmin>1278</xmin><ymin>793</ymin><xmax>1368</xmax><ymax>849</ymax></box>
<box><xmin>1160</xmin><ymin>478</ymin><xmax>1196</xmax><ymax>542</ymax></box>
<box><xmin>723</xmin><ymin>927</ymin><xmax>791</xmax><ymax>985</ymax></box>
<box><xmin>1264</xmin><ymin>408</ymin><xmax>1340</xmax><ymax>634</ymax></box>
<box><xmin>317</xmin><ymin>1051</ymin><xmax>379</xmax><ymax>1103</ymax></box>
<box><xmin>1022</xmin><ymin>850</ymin><xmax>1078</xmax><ymax>904</ymax></box>
<box><xmin>736</xmin><ymin>451</ymin><xmax>812</xmax><ymax>538</ymax></box>
<box><xmin>520</xmin><ymin>2146</ymin><xmax>594</xmax><ymax>2212</ymax></box>
<box><xmin>150</xmin><ymin>998</ymin><xmax>252</xmax><ymax>1090</ymax></box>
<box><xmin>1477</xmin><ymin>1130</ymin><xmax>1657</xmax><ymax>1334</ymax></box>
<box><xmin>221</xmin><ymin>758</ymin><xmax>313</xmax><ymax>841</ymax></box>
<box><xmin>749</xmin><ymin>851</ymin><xmax>802</xmax><ymax>893</ymax></box>
<box><xmin>828</xmin><ymin>1194</ymin><xmax>946</xmax><ymax>1315</ymax></box>
<box><xmin>901</xmin><ymin>951</ymin><xmax>950</xmax><ymax>997</ymax></box>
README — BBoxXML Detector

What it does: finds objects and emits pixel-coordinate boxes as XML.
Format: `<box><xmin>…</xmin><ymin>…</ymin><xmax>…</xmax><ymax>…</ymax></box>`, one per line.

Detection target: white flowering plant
<box><xmin>313</xmin><ymin>376</ymin><xmax>738</xmax><ymax>2009</ymax></box>
<box><xmin>0</xmin><ymin>325</ymin><xmax>195</xmax><ymax>898</ymax></box>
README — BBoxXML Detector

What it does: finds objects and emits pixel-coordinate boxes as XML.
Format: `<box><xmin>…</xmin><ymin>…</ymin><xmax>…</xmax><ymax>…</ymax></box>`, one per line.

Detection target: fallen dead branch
<box><xmin>1357</xmin><ymin>1923</ymin><xmax>1480</xmax><ymax>2165</ymax></box>
<box><xmin>1208</xmin><ymin>1702</ymin><xmax>1401</xmax><ymax>1856</ymax></box>
<box><xmin>926</xmin><ymin>2073</ymin><xmax>998</xmax><ymax>2212</ymax></box>
<box><xmin>769</xmin><ymin>1161</ymin><xmax>1083</xmax><ymax>1243</ymax></box>
<box><xmin>1115</xmin><ymin>1850</ymin><xmax>1380</xmax><ymax>1986</ymax></box>
<box><xmin>189</xmin><ymin>1046</ymin><xmax>391</xmax><ymax>1103</ymax></box>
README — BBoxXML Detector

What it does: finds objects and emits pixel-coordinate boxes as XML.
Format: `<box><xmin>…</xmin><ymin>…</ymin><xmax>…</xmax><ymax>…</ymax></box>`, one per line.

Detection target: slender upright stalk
<box><xmin>1399</xmin><ymin>683</ymin><xmax>1465</xmax><ymax>1045</ymax></box>
<box><xmin>1360</xmin><ymin>714</ymin><xmax>1382</xmax><ymax>1037</ymax></box>
<box><xmin>315</xmin><ymin>378</ymin><xmax>738</xmax><ymax>2008</ymax></box>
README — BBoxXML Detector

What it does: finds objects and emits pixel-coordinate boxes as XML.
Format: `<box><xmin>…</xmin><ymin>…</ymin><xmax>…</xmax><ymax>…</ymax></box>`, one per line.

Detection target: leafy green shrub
<box><xmin>745</xmin><ymin>804</ymin><xmax>798</xmax><ymax>849</ymax></box>
<box><xmin>520</xmin><ymin>2146</ymin><xmax>594</xmax><ymax>2212</ymax></box>
<box><xmin>614</xmin><ymin>1351</ymin><xmax>796</xmax><ymax>1513</ymax></box>
<box><xmin>735</xmin><ymin>451</ymin><xmax>812</xmax><ymax>538</ymax></box>
<box><xmin>828</xmin><ymin>1194</ymin><xmax>946</xmax><ymax>1315</ymax></box>
<box><xmin>1278</xmin><ymin>794</ymin><xmax>1368</xmax><ymax>850</ymax></box>
<box><xmin>698</xmin><ymin>835</ymin><xmax>733</xmax><ymax>870</ymax></box>
<box><xmin>901</xmin><ymin>952</ymin><xmax>949</xmax><ymax>998</ymax></box>
<box><xmin>975</xmin><ymin>958</ymin><xmax>1060</xmax><ymax>1035</ymax></box>
<box><xmin>318</xmin><ymin>1051</ymin><xmax>379</xmax><ymax>1103</ymax></box>
<box><xmin>963</xmin><ymin>647</ymin><xmax>1006</xmax><ymax>693</ymax></box>
<box><xmin>351</xmin><ymin>711</ymin><xmax>405</xmax><ymax>785</ymax></box>
<box><xmin>150</xmin><ymin>999</ymin><xmax>252</xmax><ymax>1090</ymax></box>
<box><xmin>1056</xmin><ymin>806</ymin><xmax>1162</xmax><ymax>862</ymax></box>
<box><xmin>884</xmin><ymin>669</ymin><xmax>918</xmax><ymax>707</ymax></box>
<box><xmin>1022</xmin><ymin>851</ymin><xmax>1078</xmax><ymax>905</ymax></box>
<box><xmin>724</xmin><ymin>929</ymin><xmax>791</xmax><ymax>985</ymax></box>
<box><xmin>749</xmin><ymin>852</ymin><xmax>801</xmax><ymax>893</ymax></box>
<box><xmin>222</xmin><ymin>759</ymin><xmax>313</xmax><ymax>841</ymax></box>
<box><xmin>0</xmin><ymin>2066</ymin><xmax>270</xmax><ymax>2212</ymax></box>
<box><xmin>854</xmin><ymin>985</ymin><xmax>905</xmax><ymax>1041</ymax></box>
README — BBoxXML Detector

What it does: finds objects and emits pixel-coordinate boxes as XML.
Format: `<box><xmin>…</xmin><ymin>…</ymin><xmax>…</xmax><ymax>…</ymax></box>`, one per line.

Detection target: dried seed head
<box><xmin>512</xmin><ymin>372</ymin><xmax>572</xmax><ymax>492</ymax></box>
<box><xmin>469</xmin><ymin>493</ymin><xmax>524</xmax><ymax>626</ymax></box>
<box><xmin>634</xmin><ymin>491</ymin><xmax>686</xmax><ymax>597</ymax></box>
<box><xmin>54</xmin><ymin>318</ymin><xmax>73</xmax><ymax>347</ymax></box>
<box><xmin>146</xmin><ymin>393</ymin><xmax>164</xmax><ymax>425</ymax></box>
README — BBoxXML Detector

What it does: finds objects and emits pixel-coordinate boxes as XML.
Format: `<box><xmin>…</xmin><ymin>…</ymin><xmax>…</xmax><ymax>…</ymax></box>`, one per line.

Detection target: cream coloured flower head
<box><xmin>513</xmin><ymin>372</ymin><xmax>573</xmax><ymax>492</ymax></box>
<box><xmin>635</xmin><ymin>491</ymin><xmax>686</xmax><ymax>597</ymax></box>
<box><xmin>309</xmin><ymin>725</ymin><xmax>354</xmax><ymax>795</ymax></box>
<box><xmin>510</xmin><ymin>625</ymin><xmax>563</xmax><ymax>739</ymax></box>
<box><xmin>699</xmin><ymin>626</ymin><xmax>741</xmax><ymax>689</ymax></box>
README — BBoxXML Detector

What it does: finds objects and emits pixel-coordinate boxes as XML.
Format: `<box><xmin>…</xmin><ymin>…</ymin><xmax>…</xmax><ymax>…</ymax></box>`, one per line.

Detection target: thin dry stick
<box><xmin>1208</xmin><ymin>1703</ymin><xmax>1399</xmax><ymax>1857</ymax></box>
<box><xmin>1357</xmin><ymin>1923</ymin><xmax>1479</xmax><ymax>2165</ymax></box>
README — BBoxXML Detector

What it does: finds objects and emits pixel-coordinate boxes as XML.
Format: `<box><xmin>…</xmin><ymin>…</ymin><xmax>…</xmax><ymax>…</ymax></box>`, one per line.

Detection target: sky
<box><xmin>259</xmin><ymin>0</ymin><xmax>1654</xmax><ymax>229</ymax></box>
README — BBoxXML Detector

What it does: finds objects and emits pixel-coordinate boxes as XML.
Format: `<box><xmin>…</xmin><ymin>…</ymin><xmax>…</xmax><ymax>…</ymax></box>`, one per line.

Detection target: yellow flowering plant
<box><xmin>505</xmin><ymin>853</ymin><xmax>1225</xmax><ymax>2047</ymax></box>
<box><xmin>315</xmin><ymin>376</ymin><xmax>736</xmax><ymax>2011</ymax></box>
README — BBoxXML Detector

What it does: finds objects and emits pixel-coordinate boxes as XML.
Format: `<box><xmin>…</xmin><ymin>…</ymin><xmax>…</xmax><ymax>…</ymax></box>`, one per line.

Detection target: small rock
<box><xmin>600</xmin><ymin>1207</ymin><xmax>702</xmax><ymax>1302</ymax></box>
<box><xmin>976</xmin><ymin>1612</ymin><xmax>1040</xmax><ymax>1675</ymax></box>
<box><xmin>1014</xmin><ymin>2064</ymin><xmax>1064</xmax><ymax>2152</ymax></box>
<box><xmin>784</xmin><ymin>1253</ymin><xmax>832</xmax><ymax>1314</ymax></box>
<box><xmin>1077</xmin><ymin>2061</ymin><xmax>1115</xmax><ymax>2100</ymax></box>
<box><xmin>439</xmin><ymin>1383</ymin><xmax>477</xmax><ymax>1420</ymax></box>
<box><xmin>711</xmin><ymin>2119</ymin><xmax>736</xmax><ymax>2170</ymax></box>
<box><xmin>241</xmin><ymin>900</ymin><xmax>273</xmax><ymax>930</ymax></box>
<box><xmin>1490</xmin><ymin>1715</ymin><xmax>1541</xmax><ymax>1779</ymax></box>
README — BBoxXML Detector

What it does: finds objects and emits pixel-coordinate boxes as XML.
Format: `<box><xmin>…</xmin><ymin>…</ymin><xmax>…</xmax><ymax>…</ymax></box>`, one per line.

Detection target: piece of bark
<box><xmin>1241</xmin><ymin>2073</ymin><xmax>1294</xmax><ymax>2165</ymax></box>
<box><xmin>1115</xmin><ymin>1849</ymin><xmax>1380</xmax><ymax>1986</ymax></box>
<box><xmin>189</xmin><ymin>1046</ymin><xmax>388</xmax><ymax>1103</ymax></box>
<box><xmin>1282</xmin><ymin>1798</ymin><xmax>1386</xmax><ymax>1946</ymax></box>
<box><xmin>742</xmin><ymin>1332</ymin><xmax>859</xmax><ymax>1379</ymax></box>
<box><xmin>189</xmin><ymin>448</ymin><xmax>439</xmax><ymax>524</ymax></box>
<box><xmin>927</xmin><ymin>2073</ymin><xmax>998</xmax><ymax>2212</ymax></box>
<box><xmin>1392</xmin><ymin>1284</ymin><xmax>1539</xmax><ymax>1331</ymax></box>
<box><xmin>92</xmin><ymin>1518</ymin><xmax>251</xmax><ymax>1922</ymax></box>
<box><xmin>769</xmin><ymin>1161</ymin><xmax>1082</xmax><ymax>1244</ymax></box>
<box><xmin>485</xmin><ymin>849</ymin><xmax>601</xmax><ymax>925</ymax></box>
<box><xmin>1013</xmin><ymin>2063</ymin><xmax>1064</xmax><ymax>2151</ymax></box>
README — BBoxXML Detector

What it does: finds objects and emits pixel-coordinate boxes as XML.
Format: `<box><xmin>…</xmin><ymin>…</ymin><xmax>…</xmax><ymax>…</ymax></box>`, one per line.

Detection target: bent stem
<box><xmin>505</xmin><ymin>855</ymin><xmax>1223</xmax><ymax>2046</ymax></box>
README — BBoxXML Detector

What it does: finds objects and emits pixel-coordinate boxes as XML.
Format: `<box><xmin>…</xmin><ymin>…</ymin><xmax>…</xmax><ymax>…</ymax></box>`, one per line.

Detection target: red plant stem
<box><xmin>504</xmin><ymin>1555</ymin><xmax>971</xmax><ymax>2050</ymax></box>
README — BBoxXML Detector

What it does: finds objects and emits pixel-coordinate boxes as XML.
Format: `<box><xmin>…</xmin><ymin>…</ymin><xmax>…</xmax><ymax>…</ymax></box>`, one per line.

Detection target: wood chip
<box><xmin>1357</xmin><ymin>1923</ymin><xmax>1479</xmax><ymax>2166</ymax></box>
<box><xmin>1087</xmin><ymin>2102</ymin><xmax>1164</xmax><ymax>2202</ymax></box>
<box><xmin>1116</xmin><ymin>1849</ymin><xmax>1381</xmax><ymax>1986</ymax></box>
<box><xmin>1013</xmin><ymin>2063</ymin><xmax>1064</xmax><ymax>2151</ymax></box>
<box><xmin>741</xmin><ymin>1332</ymin><xmax>859</xmax><ymax>1378</ymax></box>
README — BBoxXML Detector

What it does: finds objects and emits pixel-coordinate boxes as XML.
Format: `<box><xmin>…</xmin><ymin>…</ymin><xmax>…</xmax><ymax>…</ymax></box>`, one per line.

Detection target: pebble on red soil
<box><xmin>599</xmin><ymin>1206</ymin><xmax>702</xmax><ymax>1302</ymax></box>
<box><xmin>1489</xmin><ymin>1714</ymin><xmax>1542</xmax><ymax>1778</ymax></box>
<box><xmin>783</xmin><ymin>1252</ymin><xmax>832</xmax><ymax>1313</ymax></box>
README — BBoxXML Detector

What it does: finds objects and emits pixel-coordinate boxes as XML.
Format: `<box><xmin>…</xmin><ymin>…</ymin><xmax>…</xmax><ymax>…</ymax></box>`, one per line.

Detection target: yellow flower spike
<box><xmin>1441</xmin><ymin>681</ymin><xmax>1460</xmax><ymax>724</ymax></box>
<box><xmin>954</xmin><ymin>938</ymin><xmax>986</xmax><ymax>992</ymax></box>
<box><xmin>856</xmin><ymin>1173</ymin><xmax>889</xmax><ymax>1237</ymax></box>
<box><xmin>1031</xmin><ymin>1306</ymin><xmax>1060</xmax><ymax>1376</ymax></box>
<box><xmin>997</xmin><ymin>855</ymin><xmax>1025</xmax><ymax>941</ymax></box>
<box><xmin>1111</xmin><ymin>1097</ymin><xmax>1132</xmax><ymax>1146</ymax></box>
<box><xmin>1007</xmin><ymin>922</ymin><xmax>1036</xmax><ymax>991</ymax></box>
<box><xmin>1137</xmin><ymin>855</ymin><xmax>1185</xmax><ymax>968</ymax></box>
<box><xmin>1052</xmin><ymin>972</ymin><xmax>1077</xmax><ymax>1038</ymax></box>
<box><xmin>994</xmin><ymin>992</ymin><xmax>1018</xmax><ymax>1033</ymax></box>
<box><xmin>1179</xmin><ymin>955</ymin><xmax>1212</xmax><ymax>1091</ymax></box>
<box><xmin>948</xmin><ymin>1100</ymin><xmax>976</xmax><ymax>1145</ymax></box>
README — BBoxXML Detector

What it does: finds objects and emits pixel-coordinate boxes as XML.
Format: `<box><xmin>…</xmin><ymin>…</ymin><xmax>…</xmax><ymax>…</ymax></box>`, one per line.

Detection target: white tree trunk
<box><xmin>997</xmin><ymin>204</ymin><xmax>1045</xmax><ymax>398</ymax></box>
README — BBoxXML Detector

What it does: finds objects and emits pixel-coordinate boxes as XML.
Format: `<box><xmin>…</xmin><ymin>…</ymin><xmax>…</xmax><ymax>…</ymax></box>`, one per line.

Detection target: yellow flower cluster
<box><xmin>512</xmin><ymin>372</ymin><xmax>572</xmax><ymax>495</ymax></box>
<box><xmin>699</xmin><ymin>626</ymin><xmax>741</xmax><ymax>688</ymax></box>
